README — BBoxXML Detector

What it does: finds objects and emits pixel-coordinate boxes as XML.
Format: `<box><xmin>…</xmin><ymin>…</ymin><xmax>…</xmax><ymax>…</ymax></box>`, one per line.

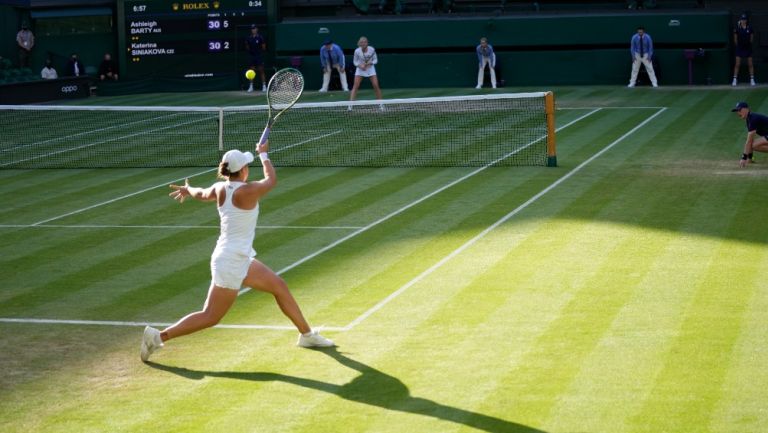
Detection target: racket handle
<box><xmin>258</xmin><ymin>127</ymin><xmax>271</xmax><ymax>145</ymax></box>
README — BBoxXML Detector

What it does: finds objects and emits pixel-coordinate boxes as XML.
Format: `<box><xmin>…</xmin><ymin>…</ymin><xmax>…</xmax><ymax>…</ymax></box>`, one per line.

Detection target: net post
<box><xmin>545</xmin><ymin>91</ymin><xmax>557</xmax><ymax>167</ymax></box>
<box><xmin>217</xmin><ymin>108</ymin><xmax>224</xmax><ymax>152</ymax></box>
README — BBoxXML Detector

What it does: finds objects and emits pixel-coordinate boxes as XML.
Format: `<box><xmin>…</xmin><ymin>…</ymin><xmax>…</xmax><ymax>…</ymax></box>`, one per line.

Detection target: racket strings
<box><xmin>268</xmin><ymin>71</ymin><xmax>304</xmax><ymax>108</ymax></box>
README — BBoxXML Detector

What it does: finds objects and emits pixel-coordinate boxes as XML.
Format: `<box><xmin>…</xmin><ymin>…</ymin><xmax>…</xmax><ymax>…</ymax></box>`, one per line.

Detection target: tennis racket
<box><xmin>258</xmin><ymin>68</ymin><xmax>305</xmax><ymax>145</ymax></box>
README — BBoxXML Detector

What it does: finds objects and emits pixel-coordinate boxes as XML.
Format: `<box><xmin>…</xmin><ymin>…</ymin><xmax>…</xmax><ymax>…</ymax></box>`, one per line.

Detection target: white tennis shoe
<box><xmin>140</xmin><ymin>326</ymin><xmax>163</xmax><ymax>362</ymax></box>
<box><xmin>297</xmin><ymin>330</ymin><xmax>334</xmax><ymax>348</ymax></box>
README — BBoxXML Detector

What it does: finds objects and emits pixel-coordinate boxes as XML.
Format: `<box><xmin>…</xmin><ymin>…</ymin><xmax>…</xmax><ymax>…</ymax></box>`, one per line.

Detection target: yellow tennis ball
<box><xmin>245</xmin><ymin>69</ymin><xmax>256</xmax><ymax>80</ymax></box>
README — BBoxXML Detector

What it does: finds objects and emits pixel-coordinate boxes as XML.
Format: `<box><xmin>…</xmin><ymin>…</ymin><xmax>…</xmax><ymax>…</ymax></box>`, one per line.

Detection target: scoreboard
<box><xmin>118</xmin><ymin>0</ymin><xmax>268</xmax><ymax>79</ymax></box>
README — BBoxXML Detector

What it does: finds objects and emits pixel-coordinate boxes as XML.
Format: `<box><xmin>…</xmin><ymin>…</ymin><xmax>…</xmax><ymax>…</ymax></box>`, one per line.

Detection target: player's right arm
<box><xmin>240</xmin><ymin>141</ymin><xmax>276</xmax><ymax>204</ymax></box>
<box><xmin>740</xmin><ymin>130</ymin><xmax>756</xmax><ymax>167</ymax></box>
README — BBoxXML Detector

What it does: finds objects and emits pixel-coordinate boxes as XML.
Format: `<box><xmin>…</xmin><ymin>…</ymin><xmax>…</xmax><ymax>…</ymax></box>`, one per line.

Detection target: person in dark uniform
<box><xmin>732</xmin><ymin>14</ymin><xmax>756</xmax><ymax>87</ymax></box>
<box><xmin>98</xmin><ymin>53</ymin><xmax>119</xmax><ymax>81</ymax></box>
<box><xmin>732</xmin><ymin>101</ymin><xmax>768</xmax><ymax>167</ymax></box>
<box><xmin>245</xmin><ymin>25</ymin><xmax>267</xmax><ymax>92</ymax></box>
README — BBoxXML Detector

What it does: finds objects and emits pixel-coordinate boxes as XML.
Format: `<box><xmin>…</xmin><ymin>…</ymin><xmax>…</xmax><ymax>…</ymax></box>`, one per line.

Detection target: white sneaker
<box><xmin>343</xmin><ymin>88</ymin><xmax>350</xmax><ymax>92</ymax></box>
<box><xmin>297</xmin><ymin>330</ymin><xmax>334</xmax><ymax>348</ymax></box>
<box><xmin>732</xmin><ymin>78</ymin><xmax>738</xmax><ymax>86</ymax></box>
<box><xmin>261</xmin><ymin>84</ymin><xmax>267</xmax><ymax>92</ymax></box>
<box><xmin>247</xmin><ymin>85</ymin><xmax>254</xmax><ymax>93</ymax></box>
<box><xmin>347</xmin><ymin>105</ymin><xmax>352</xmax><ymax>111</ymax></box>
<box><xmin>475</xmin><ymin>85</ymin><xmax>481</xmax><ymax>89</ymax></box>
<box><xmin>627</xmin><ymin>83</ymin><xmax>635</xmax><ymax>88</ymax></box>
<box><xmin>140</xmin><ymin>326</ymin><xmax>163</xmax><ymax>362</ymax></box>
<box><xmin>492</xmin><ymin>85</ymin><xmax>496</xmax><ymax>89</ymax></box>
<box><xmin>751</xmin><ymin>78</ymin><xmax>756</xmax><ymax>86</ymax></box>
<box><xmin>379</xmin><ymin>104</ymin><xmax>385</xmax><ymax>111</ymax></box>
<box><xmin>318</xmin><ymin>88</ymin><xmax>327</xmax><ymax>93</ymax></box>
<box><xmin>652</xmin><ymin>84</ymin><xmax>659</xmax><ymax>88</ymax></box>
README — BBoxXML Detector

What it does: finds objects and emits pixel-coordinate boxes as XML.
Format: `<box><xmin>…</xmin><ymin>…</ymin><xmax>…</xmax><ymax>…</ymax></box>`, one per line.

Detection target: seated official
<box><xmin>98</xmin><ymin>53</ymin><xmax>118</xmax><ymax>81</ymax></box>
<box><xmin>41</xmin><ymin>59</ymin><xmax>58</xmax><ymax>80</ymax></box>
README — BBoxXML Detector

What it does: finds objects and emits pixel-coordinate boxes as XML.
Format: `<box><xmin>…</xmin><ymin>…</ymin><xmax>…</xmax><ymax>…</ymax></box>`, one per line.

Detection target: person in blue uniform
<box><xmin>475</xmin><ymin>37</ymin><xmax>497</xmax><ymax>89</ymax></box>
<box><xmin>319</xmin><ymin>39</ymin><xmax>349</xmax><ymax>92</ymax></box>
<box><xmin>732</xmin><ymin>14</ymin><xmax>756</xmax><ymax>86</ymax></box>
<box><xmin>732</xmin><ymin>101</ymin><xmax>768</xmax><ymax>167</ymax></box>
<box><xmin>627</xmin><ymin>26</ymin><xmax>658</xmax><ymax>88</ymax></box>
<box><xmin>245</xmin><ymin>25</ymin><xmax>267</xmax><ymax>92</ymax></box>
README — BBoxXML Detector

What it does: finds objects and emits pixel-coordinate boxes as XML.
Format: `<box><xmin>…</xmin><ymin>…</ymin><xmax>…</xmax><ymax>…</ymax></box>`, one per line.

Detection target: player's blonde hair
<box><xmin>358</xmin><ymin>36</ymin><xmax>368</xmax><ymax>46</ymax></box>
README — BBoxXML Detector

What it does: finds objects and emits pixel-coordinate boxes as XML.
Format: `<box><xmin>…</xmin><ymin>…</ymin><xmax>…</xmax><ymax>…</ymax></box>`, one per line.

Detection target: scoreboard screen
<box><xmin>119</xmin><ymin>0</ymin><xmax>268</xmax><ymax>79</ymax></box>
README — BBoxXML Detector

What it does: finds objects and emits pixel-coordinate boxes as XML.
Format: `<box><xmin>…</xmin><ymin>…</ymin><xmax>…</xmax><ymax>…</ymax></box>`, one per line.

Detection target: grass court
<box><xmin>1</xmin><ymin>85</ymin><xmax>766</xmax><ymax>433</ymax></box>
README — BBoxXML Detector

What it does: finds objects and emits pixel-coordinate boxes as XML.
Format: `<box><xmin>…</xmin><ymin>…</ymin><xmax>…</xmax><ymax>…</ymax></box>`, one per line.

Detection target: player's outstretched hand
<box><xmin>257</xmin><ymin>140</ymin><xmax>269</xmax><ymax>154</ymax></box>
<box><xmin>169</xmin><ymin>178</ymin><xmax>191</xmax><ymax>203</ymax></box>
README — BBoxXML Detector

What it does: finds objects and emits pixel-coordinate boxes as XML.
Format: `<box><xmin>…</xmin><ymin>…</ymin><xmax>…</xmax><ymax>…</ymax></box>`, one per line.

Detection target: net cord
<box><xmin>0</xmin><ymin>92</ymin><xmax>549</xmax><ymax>113</ymax></box>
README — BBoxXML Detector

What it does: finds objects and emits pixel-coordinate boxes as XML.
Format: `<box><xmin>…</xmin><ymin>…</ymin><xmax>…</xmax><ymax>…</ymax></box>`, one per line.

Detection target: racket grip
<box><xmin>258</xmin><ymin>127</ymin><xmax>271</xmax><ymax>145</ymax></box>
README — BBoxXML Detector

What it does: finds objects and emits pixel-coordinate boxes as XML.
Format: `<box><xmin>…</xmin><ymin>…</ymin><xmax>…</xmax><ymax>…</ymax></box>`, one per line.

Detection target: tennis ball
<box><xmin>245</xmin><ymin>69</ymin><xmax>256</xmax><ymax>80</ymax></box>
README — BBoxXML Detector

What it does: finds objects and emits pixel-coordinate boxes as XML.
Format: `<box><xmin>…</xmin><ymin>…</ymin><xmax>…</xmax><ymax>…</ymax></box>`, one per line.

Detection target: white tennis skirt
<box><xmin>355</xmin><ymin>65</ymin><xmax>377</xmax><ymax>77</ymax></box>
<box><xmin>210</xmin><ymin>249</ymin><xmax>254</xmax><ymax>290</ymax></box>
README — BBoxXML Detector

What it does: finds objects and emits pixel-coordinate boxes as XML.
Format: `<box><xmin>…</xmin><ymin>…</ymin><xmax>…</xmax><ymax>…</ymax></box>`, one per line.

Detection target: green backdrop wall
<box><xmin>274</xmin><ymin>11</ymin><xmax>732</xmax><ymax>88</ymax></box>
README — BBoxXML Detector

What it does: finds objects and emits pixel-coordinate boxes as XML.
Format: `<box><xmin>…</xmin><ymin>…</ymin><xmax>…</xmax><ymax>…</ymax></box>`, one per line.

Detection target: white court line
<box><xmin>2</xmin><ymin>112</ymin><xmax>184</xmax><ymax>153</ymax></box>
<box><xmin>24</xmin><ymin>131</ymin><xmax>342</xmax><ymax>226</ymax></box>
<box><xmin>0</xmin><ymin>317</ymin><xmax>347</xmax><ymax>332</ymax></box>
<box><xmin>343</xmin><ymin>106</ymin><xmax>669</xmax><ymax>330</ymax></box>
<box><xmin>237</xmin><ymin>108</ymin><xmax>602</xmax><ymax>296</ymax></box>
<box><xmin>277</xmin><ymin>130</ymin><xmax>342</xmax><ymax>152</ymax></box>
<box><xmin>1</xmin><ymin>114</ymin><xmax>220</xmax><ymax>168</ymax></box>
<box><xmin>559</xmin><ymin>106</ymin><xmax>665</xmax><ymax>110</ymax></box>
<box><xmin>0</xmin><ymin>224</ymin><xmax>363</xmax><ymax>230</ymax></box>
<box><xmin>29</xmin><ymin>168</ymin><xmax>217</xmax><ymax>226</ymax></box>
<box><xmin>1</xmin><ymin>107</ymin><xmax>606</xmax><ymax>330</ymax></box>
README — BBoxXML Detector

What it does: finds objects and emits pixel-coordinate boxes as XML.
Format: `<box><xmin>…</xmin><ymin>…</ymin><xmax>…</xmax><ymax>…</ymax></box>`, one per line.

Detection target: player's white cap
<box><xmin>222</xmin><ymin>149</ymin><xmax>254</xmax><ymax>172</ymax></box>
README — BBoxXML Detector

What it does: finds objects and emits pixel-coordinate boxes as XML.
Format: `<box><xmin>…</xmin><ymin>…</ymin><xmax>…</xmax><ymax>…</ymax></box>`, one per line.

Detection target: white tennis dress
<box><xmin>210</xmin><ymin>181</ymin><xmax>259</xmax><ymax>290</ymax></box>
<box><xmin>353</xmin><ymin>46</ymin><xmax>378</xmax><ymax>77</ymax></box>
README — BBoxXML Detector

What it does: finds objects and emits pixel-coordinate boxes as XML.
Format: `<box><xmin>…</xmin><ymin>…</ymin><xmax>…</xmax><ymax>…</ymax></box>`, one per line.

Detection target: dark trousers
<box><xmin>18</xmin><ymin>48</ymin><xmax>30</xmax><ymax>68</ymax></box>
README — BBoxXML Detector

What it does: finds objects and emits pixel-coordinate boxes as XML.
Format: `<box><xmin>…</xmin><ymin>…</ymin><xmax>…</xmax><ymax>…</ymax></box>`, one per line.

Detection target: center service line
<box><xmin>0</xmin><ymin>108</ymin><xmax>603</xmax><ymax>331</ymax></box>
<box><xmin>343</xmin><ymin>107</ymin><xmax>668</xmax><ymax>330</ymax></box>
<box><xmin>238</xmin><ymin>108</ymin><xmax>602</xmax><ymax>296</ymax></box>
<box><xmin>27</xmin><ymin>131</ymin><xmax>340</xmax><ymax>226</ymax></box>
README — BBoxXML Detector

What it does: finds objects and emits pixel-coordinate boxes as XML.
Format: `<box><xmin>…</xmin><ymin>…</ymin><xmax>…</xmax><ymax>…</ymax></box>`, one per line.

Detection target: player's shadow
<box><xmin>147</xmin><ymin>347</ymin><xmax>545</xmax><ymax>433</ymax></box>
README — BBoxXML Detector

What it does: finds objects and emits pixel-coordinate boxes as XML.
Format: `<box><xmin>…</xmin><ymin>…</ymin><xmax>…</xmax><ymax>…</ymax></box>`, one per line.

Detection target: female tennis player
<box><xmin>349</xmin><ymin>36</ymin><xmax>383</xmax><ymax>109</ymax></box>
<box><xmin>140</xmin><ymin>141</ymin><xmax>334</xmax><ymax>361</ymax></box>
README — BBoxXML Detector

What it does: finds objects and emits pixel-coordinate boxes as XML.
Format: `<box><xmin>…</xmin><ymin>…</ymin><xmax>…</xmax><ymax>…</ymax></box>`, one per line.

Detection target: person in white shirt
<box><xmin>140</xmin><ymin>141</ymin><xmax>334</xmax><ymax>362</ymax></box>
<box><xmin>349</xmin><ymin>36</ymin><xmax>383</xmax><ymax>107</ymax></box>
<box><xmin>40</xmin><ymin>59</ymin><xmax>58</xmax><ymax>80</ymax></box>
<box><xmin>16</xmin><ymin>22</ymin><xmax>34</xmax><ymax>68</ymax></box>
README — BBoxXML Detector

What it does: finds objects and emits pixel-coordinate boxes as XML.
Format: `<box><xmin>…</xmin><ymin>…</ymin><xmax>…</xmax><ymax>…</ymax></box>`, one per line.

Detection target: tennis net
<box><xmin>0</xmin><ymin>92</ymin><xmax>556</xmax><ymax>169</ymax></box>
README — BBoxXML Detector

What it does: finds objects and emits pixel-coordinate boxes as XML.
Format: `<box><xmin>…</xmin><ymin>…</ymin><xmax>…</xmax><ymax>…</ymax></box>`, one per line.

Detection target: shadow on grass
<box><xmin>147</xmin><ymin>346</ymin><xmax>545</xmax><ymax>433</ymax></box>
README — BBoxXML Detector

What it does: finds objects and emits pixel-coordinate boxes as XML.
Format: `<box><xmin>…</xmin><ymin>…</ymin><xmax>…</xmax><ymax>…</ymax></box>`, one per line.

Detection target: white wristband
<box><xmin>259</xmin><ymin>152</ymin><xmax>269</xmax><ymax>162</ymax></box>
